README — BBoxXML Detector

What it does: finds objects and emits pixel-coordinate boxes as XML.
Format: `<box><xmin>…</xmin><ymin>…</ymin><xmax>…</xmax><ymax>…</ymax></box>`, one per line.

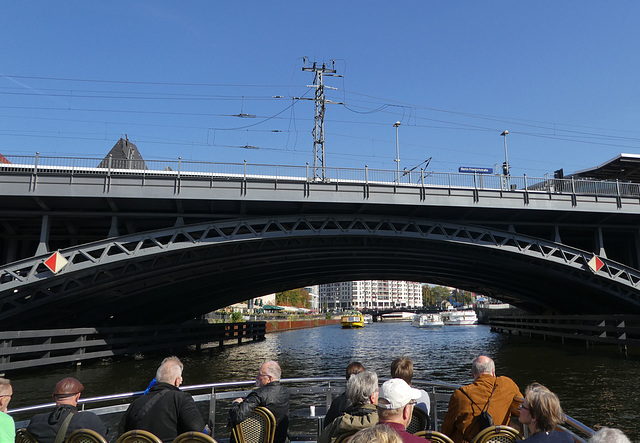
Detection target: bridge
<box><xmin>2</xmin><ymin>152</ymin><xmax>640</xmax><ymax>329</ymax></box>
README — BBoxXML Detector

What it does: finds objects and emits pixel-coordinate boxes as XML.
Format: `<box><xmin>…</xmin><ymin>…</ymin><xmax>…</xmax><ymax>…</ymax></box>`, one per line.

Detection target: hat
<box><xmin>378</xmin><ymin>378</ymin><xmax>421</xmax><ymax>409</ymax></box>
<box><xmin>54</xmin><ymin>377</ymin><xmax>84</xmax><ymax>397</ymax></box>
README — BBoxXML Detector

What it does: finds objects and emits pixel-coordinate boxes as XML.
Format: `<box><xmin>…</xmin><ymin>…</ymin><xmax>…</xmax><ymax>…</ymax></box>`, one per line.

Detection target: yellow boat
<box><xmin>341</xmin><ymin>311</ymin><xmax>365</xmax><ymax>328</ymax></box>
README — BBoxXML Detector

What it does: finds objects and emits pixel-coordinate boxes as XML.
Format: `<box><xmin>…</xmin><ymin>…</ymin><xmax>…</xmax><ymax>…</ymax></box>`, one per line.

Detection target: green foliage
<box><xmin>325</xmin><ymin>312</ymin><xmax>332</xmax><ymax>319</ymax></box>
<box><xmin>231</xmin><ymin>311</ymin><xmax>244</xmax><ymax>322</ymax></box>
<box><xmin>422</xmin><ymin>285</ymin><xmax>452</xmax><ymax>308</ymax></box>
<box><xmin>276</xmin><ymin>288</ymin><xmax>311</xmax><ymax>308</ymax></box>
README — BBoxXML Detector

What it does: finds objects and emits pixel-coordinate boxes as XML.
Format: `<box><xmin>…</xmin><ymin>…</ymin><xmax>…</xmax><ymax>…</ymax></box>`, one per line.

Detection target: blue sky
<box><xmin>2</xmin><ymin>1</ymin><xmax>640</xmax><ymax>177</ymax></box>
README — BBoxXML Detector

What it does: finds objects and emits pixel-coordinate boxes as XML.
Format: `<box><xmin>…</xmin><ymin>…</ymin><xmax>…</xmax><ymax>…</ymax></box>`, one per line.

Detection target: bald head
<box><xmin>471</xmin><ymin>355</ymin><xmax>495</xmax><ymax>379</ymax></box>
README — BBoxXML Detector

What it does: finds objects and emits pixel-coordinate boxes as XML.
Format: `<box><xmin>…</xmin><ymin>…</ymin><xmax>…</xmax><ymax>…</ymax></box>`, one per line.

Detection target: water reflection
<box><xmin>8</xmin><ymin>322</ymin><xmax>639</xmax><ymax>440</ymax></box>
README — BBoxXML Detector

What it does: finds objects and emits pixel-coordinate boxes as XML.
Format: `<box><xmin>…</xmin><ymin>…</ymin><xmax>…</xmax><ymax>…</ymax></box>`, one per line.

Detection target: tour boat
<box><xmin>411</xmin><ymin>313</ymin><xmax>444</xmax><ymax>328</ymax></box>
<box><xmin>381</xmin><ymin>311</ymin><xmax>415</xmax><ymax>321</ymax></box>
<box><xmin>341</xmin><ymin>311</ymin><xmax>365</xmax><ymax>328</ymax></box>
<box><xmin>441</xmin><ymin>309</ymin><xmax>478</xmax><ymax>325</ymax></box>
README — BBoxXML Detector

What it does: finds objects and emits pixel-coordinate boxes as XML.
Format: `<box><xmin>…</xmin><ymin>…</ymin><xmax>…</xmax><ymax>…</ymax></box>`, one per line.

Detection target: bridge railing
<box><xmin>3</xmin><ymin>153</ymin><xmax>640</xmax><ymax>198</ymax></box>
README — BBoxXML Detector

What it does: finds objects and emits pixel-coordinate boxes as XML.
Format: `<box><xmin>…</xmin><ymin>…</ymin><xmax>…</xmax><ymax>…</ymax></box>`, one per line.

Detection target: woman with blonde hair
<box><xmin>519</xmin><ymin>383</ymin><xmax>572</xmax><ymax>442</ymax></box>
<box><xmin>348</xmin><ymin>424</ymin><xmax>404</xmax><ymax>443</ymax></box>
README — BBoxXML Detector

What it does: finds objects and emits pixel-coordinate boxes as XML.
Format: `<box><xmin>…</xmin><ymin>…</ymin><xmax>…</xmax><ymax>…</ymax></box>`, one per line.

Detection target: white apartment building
<box><xmin>319</xmin><ymin>280</ymin><xmax>423</xmax><ymax>310</ymax></box>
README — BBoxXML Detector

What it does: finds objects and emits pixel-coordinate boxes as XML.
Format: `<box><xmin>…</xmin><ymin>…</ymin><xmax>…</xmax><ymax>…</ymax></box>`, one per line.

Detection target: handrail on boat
<box><xmin>7</xmin><ymin>377</ymin><xmax>594</xmax><ymax>443</ymax></box>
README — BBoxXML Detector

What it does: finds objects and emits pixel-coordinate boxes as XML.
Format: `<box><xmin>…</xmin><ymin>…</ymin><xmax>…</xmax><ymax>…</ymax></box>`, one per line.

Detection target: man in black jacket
<box><xmin>229</xmin><ymin>360</ymin><xmax>290</xmax><ymax>443</ymax></box>
<box><xmin>120</xmin><ymin>356</ymin><xmax>205</xmax><ymax>443</ymax></box>
<box><xmin>27</xmin><ymin>377</ymin><xmax>107</xmax><ymax>443</ymax></box>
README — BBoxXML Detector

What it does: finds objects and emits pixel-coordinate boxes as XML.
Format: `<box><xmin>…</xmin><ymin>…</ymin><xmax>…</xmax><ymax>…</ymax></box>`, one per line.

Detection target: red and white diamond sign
<box><xmin>588</xmin><ymin>255</ymin><xmax>604</xmax><ymax>273</ymax></box>
<box><xmin>44</xmin><ymin>251</ymin><xmax>68</xmax><ymax>274</ymax></box>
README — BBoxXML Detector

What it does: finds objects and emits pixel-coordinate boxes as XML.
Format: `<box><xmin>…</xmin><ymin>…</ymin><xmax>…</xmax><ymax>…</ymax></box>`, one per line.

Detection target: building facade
<box><xmin>319</xmin><ymin>280</ymin><xmax>423</xmax><ymax>310</ymax></box>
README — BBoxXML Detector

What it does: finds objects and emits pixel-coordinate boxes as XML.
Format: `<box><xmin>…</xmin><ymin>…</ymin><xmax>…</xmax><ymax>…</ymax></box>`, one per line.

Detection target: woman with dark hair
<box><xmin>519</xmin><ymin>383</ymin><xmax>572</xmax><ymax>442</ymax></box>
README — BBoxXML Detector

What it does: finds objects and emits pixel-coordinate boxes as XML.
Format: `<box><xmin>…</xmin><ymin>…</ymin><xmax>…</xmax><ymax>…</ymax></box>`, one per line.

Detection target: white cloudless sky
<box><xmin>1</xmin><ymin>1</ymin><xmax>639</xmax><ymax>177</ymax></box>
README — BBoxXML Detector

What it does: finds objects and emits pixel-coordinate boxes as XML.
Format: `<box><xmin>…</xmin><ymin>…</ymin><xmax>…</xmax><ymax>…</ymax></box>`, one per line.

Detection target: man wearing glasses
<box><xmin>377</xmin><ymin>378</ymin><xmax>427</xmax><ymax>443</ymax></box>
<box><xmin>229</xmin><ymin>360</ymin><xmax>290</xmax><ymax>443</ymax></box>
<box><xmin>0</xmin><ymin>378</ymin><xmax>14</xmax><ymax>443</ymax></box>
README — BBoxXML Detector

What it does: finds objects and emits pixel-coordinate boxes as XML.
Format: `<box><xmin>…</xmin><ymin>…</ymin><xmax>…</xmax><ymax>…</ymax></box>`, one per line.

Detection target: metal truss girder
<box><xmin>2</xmin><ymin>214</ymin><xmax>640</xmax><ymax>326</ymax></box>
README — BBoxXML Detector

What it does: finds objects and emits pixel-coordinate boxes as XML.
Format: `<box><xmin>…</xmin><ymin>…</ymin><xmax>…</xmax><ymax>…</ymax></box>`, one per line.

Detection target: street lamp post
<box><xmin>394</xmin><ymin>121</ymin><xmax>401</xmax><ymax>182</ymax></box>
<box><xmin>501</xmin><ymin>130</ymin><xmax>509</xmax><ymax>176</ymax></box>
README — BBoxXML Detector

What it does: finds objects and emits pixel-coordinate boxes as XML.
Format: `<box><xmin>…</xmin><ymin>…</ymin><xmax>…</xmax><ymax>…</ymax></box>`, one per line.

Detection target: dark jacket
<box><xmin>324</xmin><ymin>392</ymin><xmax>351</xmax><ymax>428</ymax></box>
<box><xmin>27</xmin><ymin>405</ymin><xmax>107</xmax><ymax>443</ymax></box>
<box><xmin>120</xmin><ymin>382</ymin><xmax>205</xmax><ymax>443</ymax></box>
<box><xmin>229</xmin><ymin>381</ymin><xmax>290</xmax><ymax>443</ymax></box>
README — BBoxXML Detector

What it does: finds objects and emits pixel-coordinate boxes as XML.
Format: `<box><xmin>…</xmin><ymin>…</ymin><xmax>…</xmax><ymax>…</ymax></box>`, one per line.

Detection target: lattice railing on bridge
<box><xmin>2</xmin><ymin>215</ymin><xmax>640</xmax><ymax>321</ymax></box>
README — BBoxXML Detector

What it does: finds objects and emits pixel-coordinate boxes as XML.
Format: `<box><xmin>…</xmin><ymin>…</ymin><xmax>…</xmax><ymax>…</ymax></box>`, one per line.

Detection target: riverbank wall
<box><xmin>265</xmin><ymin>318</ymin><xmax>340</xmax><ymax>332</ymax></box>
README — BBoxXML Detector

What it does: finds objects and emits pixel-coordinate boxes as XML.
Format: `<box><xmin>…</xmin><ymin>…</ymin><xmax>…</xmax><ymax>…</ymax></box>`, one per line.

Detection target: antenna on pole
<box><xmin>299</xmin><ymin>59</ymin><xmax>342</xmax><ymax>181</ymax></box>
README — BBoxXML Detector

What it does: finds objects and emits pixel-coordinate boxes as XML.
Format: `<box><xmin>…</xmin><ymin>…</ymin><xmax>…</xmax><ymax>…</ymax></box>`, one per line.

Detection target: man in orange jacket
<box><xmin>441</xmin><ymin>355</ymin><xmax>522</xmax><ymax>443</ymax></box>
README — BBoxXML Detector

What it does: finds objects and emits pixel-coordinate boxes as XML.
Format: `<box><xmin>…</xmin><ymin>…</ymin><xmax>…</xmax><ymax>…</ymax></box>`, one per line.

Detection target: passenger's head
<box><xmin>471</xmin><ymin>355</ymin><xmax>495</xmax><ymax>379</ymax></box>
<box><xmin>349</xmin><ymin>424</ymin><xmax>402</xmax><ymax>443</ymax></box>
<box><xmin>346</xmin><ymin>370</ymin><xmax>379</xmax><ymax>405</ymax></box>
<box><xmin>0</xmin><ymin>378</ymin><xmax>12</xmax><ymax>412</ymax></box>
<box><xmin>346</xmin><ymin>362</ymin><xmax>365</xmax><ymax>380</ymax></box>
<box><xmin>256</xmin><ymin>360</ymin><xmax>281</xmax><ymax>387</ymax></box>
<box><xmin>589</xmin><ymin>427</ymin><xmax>631</xmax><ymax>443</ymax></box>
<box><xmin>377</xmin><ymin>378</ymin><xmax>421</xmax><ymax>427</ymax></box>
<box><xmin>390</xmin><ymin>357</ymin><xmax>414</xmax><ymax>386</ymax></box>
<box><xmin>53</xmin><ymin>377</ymin><xmax>84</xmax><ymax>405</ymax></box>
<box><xmin>520</xmin><ymin>383</ymin><xmax>565</xmax><ymax>433</ymax></box>
<box><xmin>156</xmin><ymin>356</ymin><xmax>184</xmax><ymax>387</ymax></box>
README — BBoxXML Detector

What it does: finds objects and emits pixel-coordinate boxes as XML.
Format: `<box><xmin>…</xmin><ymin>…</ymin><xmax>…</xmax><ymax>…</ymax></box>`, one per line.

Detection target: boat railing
<box><xmin>8</xmin><ymin>377</ymin><xmax>594</xmax><ymax>443</ymax></box>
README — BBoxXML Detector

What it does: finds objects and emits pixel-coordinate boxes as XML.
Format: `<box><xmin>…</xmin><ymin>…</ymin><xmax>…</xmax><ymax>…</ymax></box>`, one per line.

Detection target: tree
<box><xmin>276</xmin><ymin>288</ymin><xmax>311</xmax><ymax>308</ymax></box>
<box><xmin>423</xmin><ymin>285</ymin><xmax>452</xmax><ymax>308</ymax></box>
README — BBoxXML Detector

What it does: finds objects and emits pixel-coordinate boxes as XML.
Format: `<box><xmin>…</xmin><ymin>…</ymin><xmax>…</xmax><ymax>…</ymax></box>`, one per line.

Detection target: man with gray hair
<box><xmin>589</xmin><ymin>427</ymin><xmax>631</xmax><ymax>443</ymax></box>
<box><xmin>377</xmin><ymin>379</ymin><xmax>426</xmax><ymax>443</ymax></box>
<box><xmin>230</xmin><ymin>360</ymin><xmax>290</xmax><ymax>443</ymax></box>
<box><xmin>318</xmin><ymin>370</ymin><xmax>380</xmax><ymax>443</ymax></box>
<box><xmin>441</xmin><ymin>355</ymin><xmax>522</xmax><ymax>443</ymax></box>
<box><xmin>0</xmin><ymin>378</ymin><xmax>14</xmax><ymax>443</ymax></box>
<box><xmin>121</xmin><ymin>356</ymin><xmax>205</xmax><ymax>443</ymax></box>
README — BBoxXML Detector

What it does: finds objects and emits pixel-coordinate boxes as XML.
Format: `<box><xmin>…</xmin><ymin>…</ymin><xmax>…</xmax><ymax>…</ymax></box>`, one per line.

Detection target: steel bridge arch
<box><xmin>2</xmin><ymin>214</ymin><xmax>640</xmax><ymax>328</ymax></box>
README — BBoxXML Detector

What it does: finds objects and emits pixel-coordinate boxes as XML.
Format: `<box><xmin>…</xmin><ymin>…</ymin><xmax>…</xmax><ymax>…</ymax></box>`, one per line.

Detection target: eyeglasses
<box><xmin>0</xmin><ymin>395</ymin><xmax>11</xmax><ymax>398</ymax></box>
<box><xmin>520</xmin><ymin>404</ymin><xmax>530</xmax><ymax>411</ymax></box>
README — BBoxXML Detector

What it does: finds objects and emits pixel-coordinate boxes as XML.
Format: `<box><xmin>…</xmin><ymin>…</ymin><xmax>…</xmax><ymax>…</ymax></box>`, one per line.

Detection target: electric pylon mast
<box><xmin>301</xmin><ymin>58</ymin><xmax>342</xmax><ymax>181</ymax></box>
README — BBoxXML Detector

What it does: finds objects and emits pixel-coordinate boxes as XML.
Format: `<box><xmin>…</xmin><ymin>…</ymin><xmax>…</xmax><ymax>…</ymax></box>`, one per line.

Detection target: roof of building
<box><xmin>98</xmin><ymin>137</ymin><xmax>147</xmax><ymax>169</ymax></box>
<box><xmin>573</xmin><ymin>153</ymin><xmax>640</xmax><ymax>182</ymax></box>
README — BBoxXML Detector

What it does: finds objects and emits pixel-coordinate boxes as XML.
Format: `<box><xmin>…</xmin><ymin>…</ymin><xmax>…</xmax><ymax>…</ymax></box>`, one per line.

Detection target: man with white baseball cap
<box><xmin>377</xmin><ymin>379</ymin><xmax>430</xmax><ymax>443</ymax></box>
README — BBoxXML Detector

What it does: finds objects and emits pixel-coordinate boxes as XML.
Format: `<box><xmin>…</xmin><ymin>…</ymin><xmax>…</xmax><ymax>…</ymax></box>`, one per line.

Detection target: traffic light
<box><xmin>502</xmin><ymin>162</ymin><xmax>509</xmax><ymax>176</ymax></box>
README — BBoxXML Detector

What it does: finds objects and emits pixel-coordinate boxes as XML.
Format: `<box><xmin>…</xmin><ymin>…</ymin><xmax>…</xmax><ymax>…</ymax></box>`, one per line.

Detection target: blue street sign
<box><xmin>459</xmin><ymin>166</ymin><xmax>493</xmax><ymax>174</ymax></box>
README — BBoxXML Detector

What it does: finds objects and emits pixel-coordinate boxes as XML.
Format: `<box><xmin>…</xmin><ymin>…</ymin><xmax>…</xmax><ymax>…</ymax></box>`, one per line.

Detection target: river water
<box><xmin>8</xmin><ymin>322</ymin><xmax>639</xmax><ymax>440</ymax></box>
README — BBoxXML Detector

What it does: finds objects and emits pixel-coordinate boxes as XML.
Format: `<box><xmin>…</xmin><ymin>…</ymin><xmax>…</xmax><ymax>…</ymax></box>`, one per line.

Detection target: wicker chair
<box><xmin>406</xmin><ymin>406</ymin><xmax>429</xmax><ymax>434</ymax></box>
<box><xmin>231</xmin><ymin>406</ymin><xmax>276</xmax><ymax>443</ymax></box>
<box><xmin>15</xmin><ymin>428</ymin><xmax>38</xmax><ymax>443</ymax></box>
<box><xmin>173</xmin><ymin>431</ymin><xmax>218</xmax><ymax>443</ymax></box>
<box><xmin>414</xmin><ymin>430</ymin><xmax>454</xmax><ymax>443</ymax></box>
<box><xmin>471</xmin><ymin>425</ymin><xmax>523</xmax><ymax>443</ymax></box>
<box><xmin>67</xmin><ymin>428</ymin><xmax>109</xmax><ymax>443</ymax></box>
<box><xmin>116</xmin><ymin>430</ymin><xmax>164</xmax><ymax>443</ymax></box>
